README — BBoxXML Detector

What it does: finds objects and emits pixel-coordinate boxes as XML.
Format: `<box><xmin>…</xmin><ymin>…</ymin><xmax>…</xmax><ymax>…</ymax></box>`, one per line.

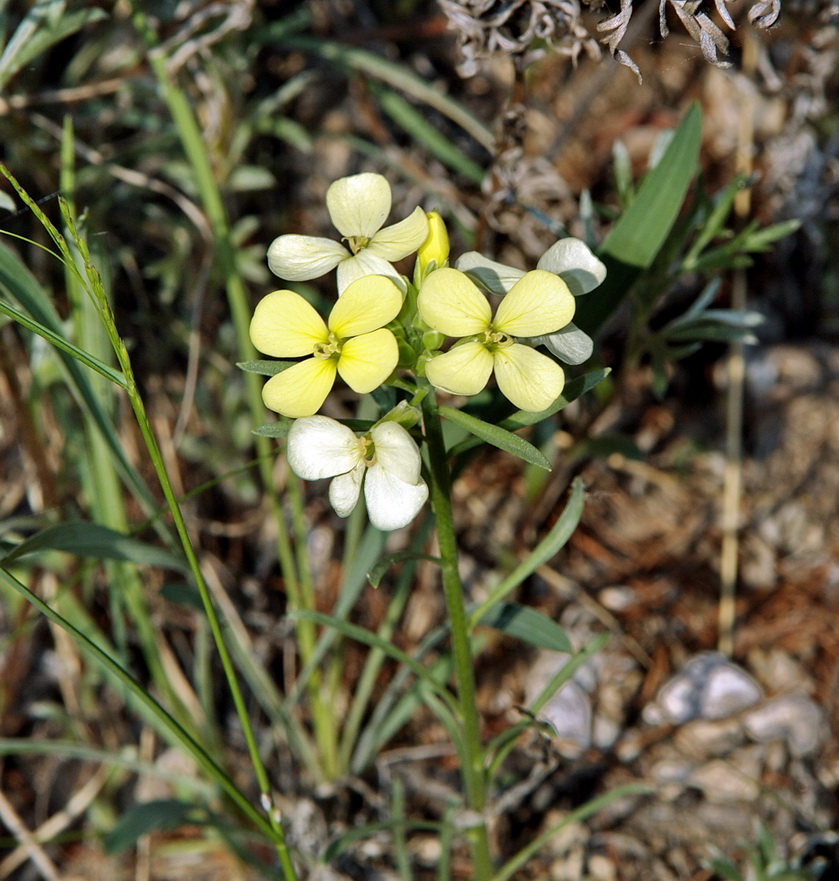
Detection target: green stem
<box><xmin>126</xmin><ymin>1</ymin><xmax>334</xmax><ymax>781</ymax></box>
<box><xmin>421</xmin><ymin>391</ymin><xmax>493</xmax><ymax>881</ymax></box>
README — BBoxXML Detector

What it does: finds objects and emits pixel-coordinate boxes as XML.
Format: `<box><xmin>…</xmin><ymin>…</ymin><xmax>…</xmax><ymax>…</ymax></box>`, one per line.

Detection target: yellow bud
<box><xmin>417</xmin><ymin>211</ymin><xmax>449</xmax><ymax>275</ymax></box>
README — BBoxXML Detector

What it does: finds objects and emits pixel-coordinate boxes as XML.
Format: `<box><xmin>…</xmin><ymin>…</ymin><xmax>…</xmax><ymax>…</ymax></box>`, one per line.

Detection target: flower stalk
<box><xmin>421</xmin><ymin>389</ymin><xmax>494</xmax><ymax>881</ymax></box>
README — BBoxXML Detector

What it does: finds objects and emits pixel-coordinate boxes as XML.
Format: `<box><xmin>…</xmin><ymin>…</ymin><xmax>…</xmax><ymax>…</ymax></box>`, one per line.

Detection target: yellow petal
<box><xmin>416</xmin><ymin>211</ymin><xmax>450</xmax><ymax>273</ymax></box>
<box><xmin>494</xmin><ymin>269</ymin><xmax>576</xmax><ymax>338</ymax></box>
<box><xmin>329</xmin><ymin>275</ymin><xmax>402</xmax><ymax>338</ymax></box>
<box><xmin>250</xmin><ymin>290</ymin><xmax>328</xmax><ymax>357</ymax></box>
<box><xmin>261</xmin><ymin>358</ymin><xmax>336</xmax><ymax>418</ymax></box>
<box><xmin>337</xmin><ymin>328</ymin><xmax>398</xmax><ymax>393</ymax></box>
<box><xmin>493</xmin><ymin>344</ymin><xmax>565</xmax><ymax>412</ymax></box>
<box><xmin>425</xmin><ymin>340</ymin><xmax>493</xmax><ymax>396</ymax></box>
<box><xmin>326</xmin><ymin>173</ymin><xmax>391</xmax><ymax>238</ymax></box>
<box><xmin>417</xmin><ymin>268</ymin><xmax>492</xmax><ymax>337</ymax></box>
<box><xmin>368</xmin><ymin>207</ymin><xmax>430</xmax><ymax>261</ymax></box>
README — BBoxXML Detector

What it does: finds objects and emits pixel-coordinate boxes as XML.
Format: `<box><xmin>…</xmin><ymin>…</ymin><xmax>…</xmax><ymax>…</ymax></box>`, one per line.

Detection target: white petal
<box><xmin>326</xmin><ymin>173</ymin><xmax>391</xmax><ymax>238</ymax></box>
<box><xmin>367</xmin><ymin>207</ymin><xmax>430</xmax><ymax>261</ymax></box>
<box><xmin>364</xmin><ymin>466</ymin><xmax>428</xmax><ymax>531</ymax></box>
<box><xmin>336</xmin><ymin>252</ymin><xmax>405</xmax><ymax>295</ymax></box>
<box><xmin>287</xmin><ymin>416</ymin><xmax>362</xmax><ymax>479</ymax></box>
<box><xmin>536</xmin><ymin>322</ymin><xmax>594</xmax><ymax>365</ymax></box>
<box><xmin>536</xmin><ymin>238</ymin><xmax>607</xmax><ymax>296</ymax></box>
<box><xmin>455</xmin><ymin>251</ymin><xmax>525</xmax><ymax>295</ymax></box>
<box><xmin>329</xmin><ymin>465</ymin><xmax>365</xmax><ymax>517</ymax></box>
<box><xmin>370</xmin><ymin>422</ymin><xmax>422</xmax><ymax>485</ymax></box>
<box><xmin>267</xmin><ymin>235</ymin><xmax>348</xmax><ymax>281</ymax></box>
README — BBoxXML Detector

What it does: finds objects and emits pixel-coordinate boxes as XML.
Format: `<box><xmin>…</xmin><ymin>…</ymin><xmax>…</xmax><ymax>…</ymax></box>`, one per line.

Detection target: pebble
<box><xmin>744</xmin><ymin>692</ymin><xmax>825</xmax><ymax>757</ymax></box>
<box><xmin>644</xmin><ymin>652</ymin><xmax>763</xmax><ymax>725</ymax></box>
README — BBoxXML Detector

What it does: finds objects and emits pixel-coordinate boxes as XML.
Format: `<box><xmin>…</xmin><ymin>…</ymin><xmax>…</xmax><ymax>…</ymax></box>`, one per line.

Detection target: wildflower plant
<box><xmin>244</xmin><ymin>170</ymin><xmax>616</xmax><ymax>877</ymax></box>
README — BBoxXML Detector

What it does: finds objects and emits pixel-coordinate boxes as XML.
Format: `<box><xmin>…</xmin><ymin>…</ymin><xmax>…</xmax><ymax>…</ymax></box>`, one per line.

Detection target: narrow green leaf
<box><xmin>371</xmin><ymin>83</ymin><xmax>485</xmax><ymax>184</ymax></box>
<box><xmin>0</xmin><ymin>567</ymin><xmax>271</xmax><ymax>838</ymax></box>
<box><xmin>574</xmin><ymin>103</ymin><xmax>703</xmax><ymax>335</ymax></box>
<box><xmin>491</xmin><ymin>783</ymin><xmax>653</xmax><ymax>881</ymax></box>
<box><xmin>440</xmin><ymin>406</ymin><xmax>551</xmax><ymax>470</ymax></box>
<box><xmin>236</xmin><ymin>359</ymin><xmax>295</xmax><ymax>376</ymax></box>
<box><xmin>470</xmin><ymin>477</ymin><xmax>585</xmax><ymax>627</ymax></box>
<box><xmin>290</xmin><ymin>609</ymin><xmax>459</xmax><ymax>714</ymax></box>
<box><xmin>275</xmin><ymin>36</ymin><xmax>494</xmax><ymax>152</ymax></box>
<box><xmin>251</xmin><ymin>421</ymin><xmax>292</xmax><ymax>438</ymax></box>
<box><xmin>501</xmin><ymin>368</ymin><xmax>611</xmax><ymax>429</ymax></box>
<box><xmin>368</xmin><ymin>551</ymin><xmax>441</xmax><ymax>588</ymax></box>
<box><xmin>1</xmin><ymin>522</ymin><xmax>187</xmax><ymax>572</ymax></box>
<box><xmin>104</xmin><ymin>799</ymin><xmax>198</xmax><ymax>854</ymax></box>
<box><xmin>0</xmin><ymin>297</ymin><xmax>127</xmax><ymax>387</ymax></box>
<box><xmin>477</xmin><ymin>602</ymin><xmax>572</xmax><ymax>653</ymax></box>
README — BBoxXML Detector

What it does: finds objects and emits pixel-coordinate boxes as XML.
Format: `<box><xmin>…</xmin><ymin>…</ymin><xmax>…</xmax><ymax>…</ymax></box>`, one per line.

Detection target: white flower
<box><xmin>455</xmin><ymin>238</ymin><xmax>606</xmax><ymax>365</ymax></box>
<box><xmin>267</xmin><ymin>173</ymin><xmax>429</xmax><ymax>294</ymax></box>
<box><xmin>287</xmin><ymin>416</ymin><xmax>428</xmax><ymax>531</ymax></box>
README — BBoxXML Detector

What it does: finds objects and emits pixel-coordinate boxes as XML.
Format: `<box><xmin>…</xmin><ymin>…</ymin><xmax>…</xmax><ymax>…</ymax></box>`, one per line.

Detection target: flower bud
<box><xmin>416</xmin><ymin>211</ymin><xmax>449</xmax><ymax>277</ymax></box>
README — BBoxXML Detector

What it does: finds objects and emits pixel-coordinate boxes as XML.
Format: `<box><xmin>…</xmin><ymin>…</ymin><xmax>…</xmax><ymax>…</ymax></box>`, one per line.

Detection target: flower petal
<box><xmin>250</xmin><ymin>290</ymin><xmax>328</xmax><ymax>357</ymax></box>
<box><xmin>536</xmin><ymin>322</ymin><xmax>594</xmax><ymax>365</ymax></box>
<box><xmin>364</xmin><ymin>466</ymin><xmax>428</xmax><ymax>531</ymax></box>
<box><xmin>455</xmin><ymin>251</ymin><xmax>525</xmax><ymax>295</ymax></box>
<box><xmin>337</xmin><ymin>329</ymin><xmax>398</xmax><ymax>393</ymax></box>
<box><xmin>494</xmin><ymin>270</ymin><xmax>576</xmax><ymax>338</ymax></box>
<box><xmin>329</xmin><ymin>464</ymin><xmax>365</xmax><ymax>517</ymax></box>
<box><xmin>425</xmin><ymin>340</ymin><xmax>493</xmax><ymax>396</ymax></box>
<box><xmin>536</xmin><ymin>238</ymin><xmax>607</xmax><ymax>296</ymax></box>
<box><xmin>370</xmin><ymin>422</ymin><xmax>422</xmax><ymax>485</ymax></box>
<box><xmin>417</xmin><ymin>268</ymin><xmax>492</xmax><ymax>337</ymax></box>
<box><xmin>329</xmin><ymin>275</ymin><xmax>402</xmax><ymax>338</ymax></box>
<box><xmin>326</xmin><ymin>173</ymin><xmax>391</xmax><ymax>238</ymax></box>
<box><xmin>267</xmin><ymin>235</ymin><xmax>348</xmax><ymax>281</ymax></box>
<box><xmin>261</xmin><ymin>357</ymin><xmax>336</xmax><ymax>418</ymax></box>
<box><xmin>493</xmin><ymin>344</ymin><xmax>565</xmax><ymax>412</ymax></box>
<box><xmin>336</xmin><ymin>251</ymin><xmax>404</xmax><ymax>295</ymax></box>
<box><xmin>287</xmin><ymin>416</ymin><xmax>362</xmax><ymax>479</ymax></box>
<box><xmin>367</xmin><ymin>207</ymin><xmax>430</xmax><ymax>261</ymax></box>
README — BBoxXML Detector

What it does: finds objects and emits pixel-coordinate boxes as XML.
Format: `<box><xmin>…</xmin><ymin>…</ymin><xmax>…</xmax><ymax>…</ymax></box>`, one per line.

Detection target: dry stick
<box><xmin>718</xmin><ymin>28</ymin><xmax>758</xmax><ymax>656</ymax></box>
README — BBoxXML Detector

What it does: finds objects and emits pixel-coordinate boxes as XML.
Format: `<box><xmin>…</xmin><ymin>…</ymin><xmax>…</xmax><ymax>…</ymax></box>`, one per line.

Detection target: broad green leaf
<box><xmin>440</xmin><ymin>405</ymin><xmax>551</xmax><ymax>470</ymax></box>
<box><xmin>104</xmin><ymin>799</ymin><xmax>198</xmax><ymax>854</ymax></box>
<box><xmin>477</xmin><ymin>602</ymin><xmax>571</xmax><ymax>652</ymax></box>
<box><xmin>1</xmin><ymin>522</ymin><xmax>187</xmax><ymax>572</ymax></box>
<box><xmin>574</xmin><ymin>103</ymin><xmax>703</xmax><ymax>335</ymax></box>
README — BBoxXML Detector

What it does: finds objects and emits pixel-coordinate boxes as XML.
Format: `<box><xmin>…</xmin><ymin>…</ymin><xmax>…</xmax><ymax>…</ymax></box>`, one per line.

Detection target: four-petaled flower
<box><xmin>287</xmin><ymin>416</ymin><xmax>429</xmax><ymax>531</ymax></box>
<box><xmin>455</xmin><ymin>238</ymin><xmax>606</xmax><ymax>365</ymax></box>
<box><xmin>418</xmin><ymin>267</ymin><xmax>575</xmax><ymax>412</ymax></box>
<box><xmin>250</xmin><ymin>275</ymin><xmax>402</xmax><ymax>418</ymax></box>
<box><xmin>267</xmin><ymin>173</ymin><xmax>429</xmax><ymax>294</ymax></box>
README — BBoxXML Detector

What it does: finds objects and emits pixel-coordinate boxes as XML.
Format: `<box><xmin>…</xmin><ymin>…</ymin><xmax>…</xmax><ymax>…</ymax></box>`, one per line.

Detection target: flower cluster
<box><xmin>248</xmin><ymin>172</ymin><xmax>605</xmax><ymax>529</ymax></box>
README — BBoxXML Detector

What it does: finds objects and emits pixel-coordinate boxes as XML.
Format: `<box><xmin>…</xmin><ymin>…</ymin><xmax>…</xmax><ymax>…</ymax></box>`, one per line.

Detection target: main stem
<box><xmin>421</xmin><ymin>392</ymin><xmax>494</xmax><ymax>880</ymax></box>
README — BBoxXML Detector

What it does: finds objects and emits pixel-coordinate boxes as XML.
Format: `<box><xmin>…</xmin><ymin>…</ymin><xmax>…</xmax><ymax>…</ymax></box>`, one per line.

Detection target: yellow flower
<box><xmin>250</xmin><ymin>275</ymin><xmax>402</xmax><ymax>418</ymax></box>
<box><xmin>417</xmin><ymin>268</ymin><xmax>575</xmax><ymax>412</ymax></box>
